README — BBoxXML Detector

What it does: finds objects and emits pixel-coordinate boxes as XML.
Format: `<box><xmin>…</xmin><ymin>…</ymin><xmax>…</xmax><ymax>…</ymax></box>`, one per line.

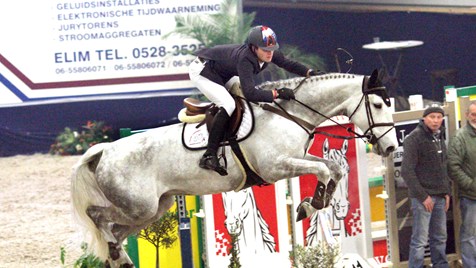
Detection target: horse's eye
<box><xmin>374</xmin><ymin>103</ymin><xmax>382</xmax><ymax>109</ymax></box>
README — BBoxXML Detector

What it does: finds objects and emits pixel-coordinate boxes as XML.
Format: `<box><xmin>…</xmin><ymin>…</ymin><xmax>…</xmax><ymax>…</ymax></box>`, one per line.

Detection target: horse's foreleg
<box><xmin>274</xmin><ymin>156</ymin><xmax>331</xmax><ymax>179</ymax></box>
<box><xmin>279</xmin><ymin>156</ymin><xmax>343</xmax><ymax>221</ymax></box>
<box><xmin>303</xmin><ymin>155</ymin><xmax>343</xmax><ymax>209</ymax></box>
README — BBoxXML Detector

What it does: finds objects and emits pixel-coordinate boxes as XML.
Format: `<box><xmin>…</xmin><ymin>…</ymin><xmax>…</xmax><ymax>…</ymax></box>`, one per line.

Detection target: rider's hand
<box><xmin>308</xmin><ymin>69</ymin><xmax>326</xmax><ymax>76</ymax></box>
<box><xmin>276</xmin><ymin>87</ymin><xmax>295</xmax><ymax>100</ymax></box>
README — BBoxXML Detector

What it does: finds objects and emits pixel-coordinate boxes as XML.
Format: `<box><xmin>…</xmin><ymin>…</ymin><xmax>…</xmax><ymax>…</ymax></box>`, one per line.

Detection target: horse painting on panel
<box><xmin>222</xmin><ymin>188</ymin><xmax>276</xmax><ymax>254</ymax></box>
<box><xmin>306</xmin><ymin>139</ymin><xmax>351</xmax><ymax>247</ymax></box>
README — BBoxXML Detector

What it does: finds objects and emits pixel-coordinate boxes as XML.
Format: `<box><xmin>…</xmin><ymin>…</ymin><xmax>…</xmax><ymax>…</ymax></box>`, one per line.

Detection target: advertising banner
<box><xmin>0</xmin><ymin>0</ymin><xmax>225</xmax><ymax>105</ymax></box>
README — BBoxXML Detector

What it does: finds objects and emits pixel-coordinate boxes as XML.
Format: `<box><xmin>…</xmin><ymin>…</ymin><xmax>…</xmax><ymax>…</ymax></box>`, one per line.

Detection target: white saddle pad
<box><xmin>182</xmin><ymin>100</ymin><xmax>255</xmax><ymax>150</ymax></box>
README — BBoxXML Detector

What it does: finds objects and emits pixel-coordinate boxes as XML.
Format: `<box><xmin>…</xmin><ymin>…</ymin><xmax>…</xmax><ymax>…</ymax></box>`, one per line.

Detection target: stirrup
<box><xmin>199</xmin><ymin>155</ymin><xmax>228</xmax><ymax>176</ymax></box>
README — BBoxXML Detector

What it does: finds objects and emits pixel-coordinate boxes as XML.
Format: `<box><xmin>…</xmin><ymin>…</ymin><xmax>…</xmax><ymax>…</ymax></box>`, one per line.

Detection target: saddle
<box><xmin>179</xmin><ymin>84</ymin><xmax>268</xmax><ymax>190</ymax></box>
<box><xmin>180</xmin><ymin>95</ymin><xmax>245</xmax><ymax>136</ymax></box>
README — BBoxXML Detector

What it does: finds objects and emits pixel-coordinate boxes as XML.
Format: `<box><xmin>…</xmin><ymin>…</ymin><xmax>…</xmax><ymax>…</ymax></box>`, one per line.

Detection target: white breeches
<box><xmin>189</xmin><ymin>58</ymin><xmax>236</xmax><ymax>116</ymax></box>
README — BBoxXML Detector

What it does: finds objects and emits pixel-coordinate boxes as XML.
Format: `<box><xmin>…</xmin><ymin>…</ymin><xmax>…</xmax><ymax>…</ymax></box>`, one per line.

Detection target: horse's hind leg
<box><xmin>111</xmin><ymin>194</ymin><xmax>176</xmax><ymax>243</ymax></box>
<box><xmin>86</xmin><ymin>206</ymin><xmax>136</xmax><ymax>267</ymax></box>
<box><xmin>89</xmin><ymin>194</ymin><xmax>176</xmax><ymax>268</ymax></box>
<box><xmin>86</xmin><ymin>196</ymin><xmax>159</xmax><ymax>267</ymax></box>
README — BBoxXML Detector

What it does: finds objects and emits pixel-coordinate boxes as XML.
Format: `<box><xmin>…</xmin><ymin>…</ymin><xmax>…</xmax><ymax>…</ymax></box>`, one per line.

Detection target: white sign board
<box><xmin>0</xmin><ymin>0</ymin><xmax>226</xmax><ymax>105</ymax></box>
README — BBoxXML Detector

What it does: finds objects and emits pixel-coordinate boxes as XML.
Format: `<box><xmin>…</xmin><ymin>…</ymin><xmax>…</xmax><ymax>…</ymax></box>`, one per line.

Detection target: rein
<box><xmin>264</xmin><ymin>76</ymin><xmax>395</xmax><ymax>154</ymax></box>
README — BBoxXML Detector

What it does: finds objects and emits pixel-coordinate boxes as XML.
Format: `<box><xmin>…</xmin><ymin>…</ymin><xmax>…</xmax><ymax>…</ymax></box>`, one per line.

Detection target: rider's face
<box><xmin>256</xmin><ymin>47</ymin><xmax>274</xmax><ymax>63</ymax></box>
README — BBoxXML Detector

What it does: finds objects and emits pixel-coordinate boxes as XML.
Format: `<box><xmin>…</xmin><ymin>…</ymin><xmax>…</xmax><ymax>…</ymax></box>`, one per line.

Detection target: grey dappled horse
<box><xmin>71</xmin><ymin>70</ymin><xmax>397</xmax><ymax>267</ymax></box>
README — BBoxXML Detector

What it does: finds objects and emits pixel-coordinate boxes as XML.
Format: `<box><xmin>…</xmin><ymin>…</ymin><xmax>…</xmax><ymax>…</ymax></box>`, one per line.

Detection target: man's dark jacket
<box><xmin>195</xmin><ymin>44</ymin><xmax>309</xmax><ymax>102</ymax></box>
<box><xmin>401</xmin><ymin>119</ymin><xmax>451</xmax><ymax>202</ymax></box>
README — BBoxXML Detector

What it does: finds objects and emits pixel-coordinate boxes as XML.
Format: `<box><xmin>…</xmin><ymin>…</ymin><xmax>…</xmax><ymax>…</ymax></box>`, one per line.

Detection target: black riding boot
<box><xmin>199</xmin><ymin>107</ymin><xmax>230</xmax><ymax>176</ymax></box>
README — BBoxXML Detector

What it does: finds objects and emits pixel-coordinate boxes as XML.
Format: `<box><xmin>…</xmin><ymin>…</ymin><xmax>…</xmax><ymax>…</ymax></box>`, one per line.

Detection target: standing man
<box><xmin>448</xmin><ymin>100</ymin><xmax>476</xmax><ymax>268</ymax></box>
<box><xmin>401</xmin><ymin>104</ymin><xmax>451</xmax><ymax>268</ymax></box>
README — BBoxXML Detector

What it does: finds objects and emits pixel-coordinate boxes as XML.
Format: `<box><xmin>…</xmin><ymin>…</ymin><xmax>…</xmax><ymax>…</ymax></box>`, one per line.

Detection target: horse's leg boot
<box><xmin>310</xmin><ymin>181</ymin><xmax>327</xmax><ymax>209</ymax></box>
<box><xmin>324</xmin><ymin>179</ymin><xmax>337</xmax><ymax>207</ymax></box>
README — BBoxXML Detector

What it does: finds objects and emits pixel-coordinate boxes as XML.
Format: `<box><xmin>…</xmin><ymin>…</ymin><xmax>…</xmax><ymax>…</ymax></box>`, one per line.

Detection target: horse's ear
<box><xmin>377</xmin><ymin>69</ymin><xmax>385</xmax><ymax>82</ymax></box>
<box><xmin>369</xmin><ymin>69</ymin><xmax>378</xmax><ymax>85</ymax></box>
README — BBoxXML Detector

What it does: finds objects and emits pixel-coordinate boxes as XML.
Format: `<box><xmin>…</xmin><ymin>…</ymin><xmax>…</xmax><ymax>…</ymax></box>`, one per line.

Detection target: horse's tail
<box><xmin>71</xmin><ymin>143</ymin><xmax>111</xmax><ymax>261</ymax></box>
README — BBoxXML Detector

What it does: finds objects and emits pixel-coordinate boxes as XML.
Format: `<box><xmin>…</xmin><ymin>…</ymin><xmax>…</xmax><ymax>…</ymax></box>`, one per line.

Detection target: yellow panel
<box><xmin>159</xmin><ymin>241</ymin><xmax>182</xmax><ymax>267</ymax></box>
<box><xmin>369</xmin><ymin>185</ymin><xmax>386</xmax><ymax>222</ymax></box>
<box><xmin>138</xmin><ymin>237</ymin><xmax>156</xmax><ymax>268</ymax></box>
<box><xmin>186</xmin><ymin>195</ymin><xmax>201</xmax><ymax>268</ymax></box>
<box><xmin>137</xmin><ymin>203</ymin><xmax>183</xmax><ymax>268</ymax></box>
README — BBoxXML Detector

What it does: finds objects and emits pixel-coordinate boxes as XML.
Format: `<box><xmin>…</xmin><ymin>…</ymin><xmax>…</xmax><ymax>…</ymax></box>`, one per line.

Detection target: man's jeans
<box><xmin>460</xmin><ymin>197</ymin><xmax>476</xmax><ymax>268</ymax></box>
<box><xmin>408</xmin><ymin>197</ymin><xmax>449</xmax><ymax>268</ymax></box>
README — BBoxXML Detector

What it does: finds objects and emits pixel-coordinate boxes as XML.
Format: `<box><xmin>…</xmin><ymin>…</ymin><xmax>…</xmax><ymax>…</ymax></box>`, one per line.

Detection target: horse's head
<box><xmin>346</xmin><ymin>69</ymin><xmax>398</xmax><ymax>157</ymax></box>
<box><xmin>256</xmin><ymin>70</ymin><xmax>397</xmax><ymax>156</ymax></box>
<box><xmin>222</xmin><ymin>189</ymin><xmax>253</xmax><ymax>234</ymax></box>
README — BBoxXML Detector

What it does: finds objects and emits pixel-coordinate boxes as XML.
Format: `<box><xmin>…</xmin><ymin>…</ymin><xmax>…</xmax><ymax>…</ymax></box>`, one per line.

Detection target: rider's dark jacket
<box><xmin>401</xmin><ymin>119</ymin><xmax>451</xmax><ymax>202</ymax></box>
<box><xmin>194</xmin><ymin>44</ymin><xmax>309</xmax><ymax>102</ymax></box>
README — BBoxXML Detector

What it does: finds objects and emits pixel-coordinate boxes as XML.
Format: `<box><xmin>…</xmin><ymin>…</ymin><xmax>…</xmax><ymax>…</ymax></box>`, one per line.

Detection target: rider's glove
<box><xmin>308</xmin><ymin>69</ymin><xmax>326</xmax><ymax>76</ymax></box>
<box><xmin>276</xmin><ymin>87</ymin><xmax>295</xmax><ymax>100</ymax></box>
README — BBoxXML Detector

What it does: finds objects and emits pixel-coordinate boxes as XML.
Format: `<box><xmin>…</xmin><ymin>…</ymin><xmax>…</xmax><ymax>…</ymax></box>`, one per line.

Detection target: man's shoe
<box><xmin>199</xmin><ymin>155</ymin><xmax>228</xmax><ymax>176</ymax></box>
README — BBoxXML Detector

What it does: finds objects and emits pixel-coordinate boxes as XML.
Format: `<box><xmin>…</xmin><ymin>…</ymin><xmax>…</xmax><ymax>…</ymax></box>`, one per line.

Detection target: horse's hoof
<box><xmin>108</xmin><ymin>242</ymin><xmax>120</xmax><ymax>260</ymax></box>
<box><xmin>105</xmin><ymin>260</ymin><xmax>111</xmax><ymax>268</ymax></box>
<box><xmin>296</xmin><ymin>197</ymin><xmax>314</xmax><ymax>221</ymax></box>
<box><xmin>120</xmin><ymin>263</ymin><xmax>135</xmax><ymax>268</ymax></box>
<box><xmin>296</xmin><ymin>207</ymin><xmax>307</xmax><ymax>222</ymax></box>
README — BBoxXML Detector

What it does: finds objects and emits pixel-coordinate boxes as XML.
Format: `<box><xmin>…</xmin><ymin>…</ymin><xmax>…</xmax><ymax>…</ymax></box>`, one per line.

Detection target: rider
<box><xmin>189</xmin><ymin>25</ymin><xmax>323</xmax><ymax>176</ymax></box>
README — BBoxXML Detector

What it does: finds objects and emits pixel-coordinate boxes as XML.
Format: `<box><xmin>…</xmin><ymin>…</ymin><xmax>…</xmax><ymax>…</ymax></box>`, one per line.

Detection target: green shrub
<box><xmin>60</xmin><ymin>243</ymin><xmax>104</xmax><ymax>268</ymax></box>
<box><xmin>291</xmin><ymin>242</ymin><xmax>340</xmax><ymax>268</ymax></box>
<box><xmin>50</xmin><ymin>120</ymin><xmax>113</xmax><ymax>155</ymax></box>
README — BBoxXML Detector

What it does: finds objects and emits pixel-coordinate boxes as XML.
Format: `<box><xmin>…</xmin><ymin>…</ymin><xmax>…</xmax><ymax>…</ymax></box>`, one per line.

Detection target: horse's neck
<box><xmin>260</xmin><ymin>74</ymin><xmax>362</xmax><ymax>127</ymax></box>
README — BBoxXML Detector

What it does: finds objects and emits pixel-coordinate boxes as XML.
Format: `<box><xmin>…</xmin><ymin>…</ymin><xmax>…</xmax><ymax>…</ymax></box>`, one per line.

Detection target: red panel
<box><xmin>299</xmin><ymin>123</ymin><xmax>359</xmax><ymax>243</ymax></box>
<box><xmin>212</xmin><ymin>184</ymin><xmax>280</xmax><ymax>255</ymax></box>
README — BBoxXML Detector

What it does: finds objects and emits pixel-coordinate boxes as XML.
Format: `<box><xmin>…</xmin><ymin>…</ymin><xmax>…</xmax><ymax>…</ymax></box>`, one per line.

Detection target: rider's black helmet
<box><xmin>246</xmin><ymin>25</ymin><xmax>279</xmax><ymax>51</ymax></box>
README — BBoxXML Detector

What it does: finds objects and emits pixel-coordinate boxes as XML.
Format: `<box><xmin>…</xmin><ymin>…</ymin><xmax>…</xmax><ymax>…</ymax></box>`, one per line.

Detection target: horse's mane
<box><xmin>256</xmin><ymin>73</ymin><xmax>358</xmax><ymax>91</ymax></box>
<box><xmin>306</xmin><ymin>211</ymin><xmax>319</xmax><ymax>246</ymax></box>
<box><xmin>255</xmin><ymin>209</ymin><xmax>276</xmax><ymax>252</ymax></box>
